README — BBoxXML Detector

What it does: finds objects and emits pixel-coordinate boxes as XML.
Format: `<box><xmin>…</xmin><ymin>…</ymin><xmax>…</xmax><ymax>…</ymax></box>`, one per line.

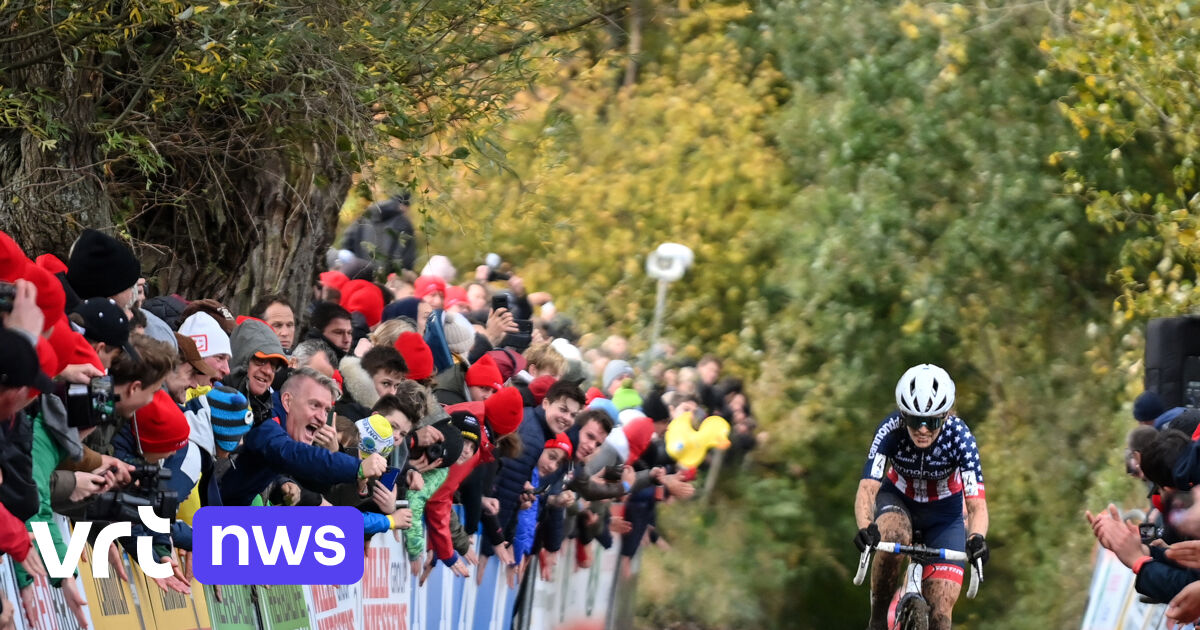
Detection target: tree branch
<box><xmin>402</xmin><ymin>2</ymin><xmax>630</xmax><ymax>82</ymax></box>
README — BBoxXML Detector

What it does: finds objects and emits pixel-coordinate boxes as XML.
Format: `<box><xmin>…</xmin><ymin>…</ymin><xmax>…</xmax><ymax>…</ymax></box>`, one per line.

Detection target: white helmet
<box><xmin>894</xmin><ymin>364</ymin><xmax>955</xmax><ymax>416</ymax></box>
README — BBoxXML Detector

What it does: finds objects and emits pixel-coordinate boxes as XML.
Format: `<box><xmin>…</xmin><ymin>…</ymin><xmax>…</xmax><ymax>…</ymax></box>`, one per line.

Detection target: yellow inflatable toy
<box><xmin>665</xmin><ymin>412</ymin><xmax>731</xmax><ymax>469</ymax></box>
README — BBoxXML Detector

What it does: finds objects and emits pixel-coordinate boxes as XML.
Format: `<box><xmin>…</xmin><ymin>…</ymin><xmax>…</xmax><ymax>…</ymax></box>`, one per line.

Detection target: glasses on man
<box><xmin>901</xmin><ymin>412</ymin><xmax>947</xmax><ymax>431</ymax></box>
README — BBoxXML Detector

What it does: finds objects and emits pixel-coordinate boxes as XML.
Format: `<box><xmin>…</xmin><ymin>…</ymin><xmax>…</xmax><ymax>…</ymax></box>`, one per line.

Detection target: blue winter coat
<box><xmin>492</xmin><ymin>406</ymin><xmax>555</xmax><ymax>536</ymax></box>
<box><xmin>218</xmin><ymin>416</ymin><xmax>359</xmax><ymax>506</ymax></box>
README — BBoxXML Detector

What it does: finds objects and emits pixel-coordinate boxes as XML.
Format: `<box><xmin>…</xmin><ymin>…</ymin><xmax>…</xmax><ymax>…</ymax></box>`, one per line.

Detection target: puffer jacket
<box><xmin>488</xmin><ymin>406</ymin><xmax>554</xmax><ymax>548</ymax></box>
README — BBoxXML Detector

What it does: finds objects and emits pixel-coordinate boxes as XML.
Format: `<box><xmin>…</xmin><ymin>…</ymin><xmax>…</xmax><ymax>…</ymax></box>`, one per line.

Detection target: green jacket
<box><xmin>405</xmin><ymin>467</ymin><xmax>449</xmax><ymax>560</ymax></box>
<box><xmin>16</xmin><ymin>416</ymin><xmax>71</xmax><ymax>589</ymax></box>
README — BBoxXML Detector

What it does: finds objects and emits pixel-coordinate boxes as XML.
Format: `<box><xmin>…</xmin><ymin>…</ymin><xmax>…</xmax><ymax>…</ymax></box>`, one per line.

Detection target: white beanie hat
<box><xmin>179</xmin><ymin>312</ymin><xmax>232</xmax><ymax>358</ymax></box>
<box><xmin>421</xmin><ymin>255</ymin><xmax>457</xmax><ymax>282</ymax></box>
<box><xmin>442</xmin><ymin>311</ymin><xmax>475</xmax><ymax>356</ymax></box>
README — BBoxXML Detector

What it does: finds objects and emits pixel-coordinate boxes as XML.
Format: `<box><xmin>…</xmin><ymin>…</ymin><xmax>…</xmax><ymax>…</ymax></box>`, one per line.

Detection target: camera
<box><xmin>406</xmin><ymin>435</ymin><xmax>445</xmax><ymax>464</ymax></box>
<box><xmin>418</xmin><ymin>441</ymin><xmax>445</xmax><ymax>463</ymax></box>
<box><xmin>602</xmin><ymin>464</ymin><xmax>625</xmax><ymax>482</ymax></box>
<box><xmin>0</xmin><ymin>281</ymin><xmax>14</xmax><ymax>313</ymax></box>
<box><xmin>501</xmin><ymin>317</ymin><xmax>533</xmax><ymax>351</ymax></box>
<box><xmin>85</xmin><ymin>464</ymin><xmax>178</xmax><ymax>524</ymax></box>
<box><xmin>485</xmin><ymin>253</ymin><xmax>511</xmax><ymax>282</ymax></box>
<box><xmin>64</xmin><ymin>376</ymin><xmax>120</xmax><ymax>428</ymax></box>
<box><xmin>1139</xmin><ymin>522</ymin><xmax>1162</xmax><ymax>545</ymax></box>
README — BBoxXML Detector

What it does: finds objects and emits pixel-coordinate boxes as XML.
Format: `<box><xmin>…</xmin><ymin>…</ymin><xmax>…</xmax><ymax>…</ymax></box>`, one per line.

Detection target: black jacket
<box><xmin>0</xmin><ymin>411</ymin><xmax>39</xmax><ymax>521</ymax></box>
<box><xmin>340</xmin><ymin>196</ymin><xmax>417</xmax><ymax>272</ymax></box>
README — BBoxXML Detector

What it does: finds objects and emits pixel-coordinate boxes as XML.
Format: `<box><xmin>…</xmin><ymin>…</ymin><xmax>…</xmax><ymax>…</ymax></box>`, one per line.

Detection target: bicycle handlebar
<box><xmin>852</xmin><ymin>542</ymin><xmax>982</xmax><ymax>599</ymax></box>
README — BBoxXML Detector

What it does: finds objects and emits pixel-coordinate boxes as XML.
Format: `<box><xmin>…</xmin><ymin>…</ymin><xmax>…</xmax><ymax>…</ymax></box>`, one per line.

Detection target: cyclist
<box><xmin>853</xmin><ymin>364</ymin><xmax>990</xmax><ymax>630</ymax></box>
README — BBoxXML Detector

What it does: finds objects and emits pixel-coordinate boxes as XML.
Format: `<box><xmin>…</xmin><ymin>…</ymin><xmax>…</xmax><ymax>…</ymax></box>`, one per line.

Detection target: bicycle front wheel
<box><xmin>895</xmin><ymin>593</ymin><xmax>929</xmax><ymax>630</ymax></box>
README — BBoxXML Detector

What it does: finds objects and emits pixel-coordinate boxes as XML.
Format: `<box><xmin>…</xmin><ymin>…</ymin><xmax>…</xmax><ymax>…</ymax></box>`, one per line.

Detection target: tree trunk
<box><xmin>0</xmin><ymin>60</ymin><xmax>113</xmax><ymax>255</ymax></box>
<box><xmin>124</xmin><ymin>143</ymin><xmax>350</xmax><ymax>316</ymax></box>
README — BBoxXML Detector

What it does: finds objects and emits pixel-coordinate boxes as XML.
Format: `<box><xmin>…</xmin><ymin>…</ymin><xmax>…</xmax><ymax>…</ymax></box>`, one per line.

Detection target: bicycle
<box><xmin>852</xmin><ymin>541</ymin><xmax>983</xmax><ymax>630</ymax></box>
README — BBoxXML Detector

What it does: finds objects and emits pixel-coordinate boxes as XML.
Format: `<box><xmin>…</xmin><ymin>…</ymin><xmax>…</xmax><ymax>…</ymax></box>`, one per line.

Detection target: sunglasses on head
<box><xmin>901</xmin><ymin>412</ymin><xmax>947</xmax><ymax>431</ymax></box>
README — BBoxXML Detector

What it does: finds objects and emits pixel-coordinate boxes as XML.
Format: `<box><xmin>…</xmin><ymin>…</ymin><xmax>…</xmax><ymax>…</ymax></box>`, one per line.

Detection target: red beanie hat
<box><xmin>47</xmin><ymin>320</ymin><xmax>103</xmax><ymax>373</ymax></box>
<box><xmin>465</xmin><ymin>354</ymin><xmax>502</xmax><ymax>391</ymax></box>
<box><xmin>319</xmin><ymin>270</ymin><xmax>350</xmax><ymax>292</ymax></box>
<box><xmin>0</xmin><ymin>231</ymin><xmax>29</xmax><ymax>281</ymax></box>
<box><xmin>134</xmin><ymin>390</ymin><xmax>191</xmax><ymax>454</ymax></box>
<box><xmin>544</xmin><ymin>433</ymin><xmax>573</xmax><ymax>460</ymax></box>
<box><xmin>21</xmin><ymin>263</ymin><xmax>65</xmax><ymax>333</ymax></box>
<box><xmin>483</xmin><ymin>386</ymin><xmax>524</xmax><ymax>436</ymax></box>
<box><xmin>394</xmin><ymin>332</ymin><xmax>434</xmax><ymax>380</ymax></box>
<box><xmin>35</xmin><ymin>254</ymin><xmax>68</xmax><ymax>276</ymax></box>
<box><xmin>621</xmin><ymin>416</ymin><xmax>656</xmax><ymax>465</ymax></box>
<box><xmin>414</xmin><ymin>275</ymin><xmax>446</xmax><ymax>300</ymax></box>
<box><xmin>444</xmin><ymin>285</ymin><xmax>468</xmax><ymax>310</ymax></box>
<box><xmin>529</xmin><ymin>375</ymin><xmax>557</xmax><ymax>406</ymax></box>
<box><xmin>341</xmin><ymin>280</ymin><xmax>383</xmax><ymax>327</ymax></box>
<box><xmin>585</xmin><ymin>387</ymin><xmax>606</xmax><ymax>406</ymax></box>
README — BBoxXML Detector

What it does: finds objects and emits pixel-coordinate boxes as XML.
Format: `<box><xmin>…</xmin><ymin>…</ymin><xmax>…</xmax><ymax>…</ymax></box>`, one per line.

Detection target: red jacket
<box><xmin>0</xmin><ymin>501</ymin><xmax>31</xmax><ymax>561</ymax></box>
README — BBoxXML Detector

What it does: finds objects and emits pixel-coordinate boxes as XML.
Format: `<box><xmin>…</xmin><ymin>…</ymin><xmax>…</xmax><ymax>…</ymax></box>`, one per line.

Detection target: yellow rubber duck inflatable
<box><xmin>665</xmin><ymin>412</ymin><xmax>732</xmax><ymax>469</ymax></box>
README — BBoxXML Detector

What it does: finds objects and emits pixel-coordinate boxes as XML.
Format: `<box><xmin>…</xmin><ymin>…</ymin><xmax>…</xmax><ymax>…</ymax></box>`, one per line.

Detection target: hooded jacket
<box><xmin>340</xmin><ymin>195</ymin><xmax>417</xmax><ymax>271</ymax></box>
<box><xmin>228</xmin><ymin>320</ymin><xmax>287</xmax><ymax>425</ymax></box>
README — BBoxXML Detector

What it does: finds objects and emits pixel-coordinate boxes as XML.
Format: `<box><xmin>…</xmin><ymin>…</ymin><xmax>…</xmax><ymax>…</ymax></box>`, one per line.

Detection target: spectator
<box><xmin>164</xmin><ymin>333</ymin><xmax>218</xmax><ymax>404</ymax></box>
<box><xmin>466</xmin><ymin>281</ymin><xmax>489</xmax><ymax>313</ymax></box>
<box><xmin>697</xmin><ymin>354</ymin><xmax>723</xmax><ymax>412</ymax></box>
<box><xmin>425</xmin><ymin>386</ymin><xmax>525</xmax><ymax>575</ymax></box>
<box><xmin>69</xmin><ymin>297</ymin><xmax>136</xmax><ymax>369</ymax></box>
<box><xmin>602</xmin><ymin>359</ymin><xmax>634</xmax><ymax>397</ymax></box>
<box><xmin>218</xmin><ymin>367</ymin><xmax>386</xmax><ymax>506</ymax></box>
<box><xmin>179</xmin><ymin>311</ymin><xmax>233</xmax><ymax>384</ymax></box>
<box><xmin>340</xmin><ymin>192</ymin><xmax>418</xmax><ymax>274</ymax></box>
<box><xmin>414</xmin><ymin>276</ymin><xmax>446</xmax><ymax>311</ymax></box>
<box><xmin>227</xmin><ymin>319</ymin><xmax>290</xmax><ymax>426</ymax></box>
<box><xmin>337</xmin><ymin>345</ymin><xmax>408</xmax><ymax>419</ymax></box>
<box><xmin>488</xmin><ymin>382</ymin><xmax>585</xmax><ymax>557</ymax></box>
<box><xmin>65</xmin><ymin>228</ymin><xmax>141</xmax><ymax>315</ymax></box>
<box><xmin>289</xmin><ymin>339</ymin><xmax>339</xmax><ymax>379</ymax></box>
<box><xmin>317</xmin><ymin>270</ymin><xmax>350</xmax><ymax>307</ymax></box>
<box><xmin>306</xmin><ymin>302</ymin><xmax>354</xmax><ymax>360</ymax></box>
<box><xmin>385</xmin><ymin>270</ymin><xmax>417</xmax><ymax>301</ymax></box>
<box><xmin>249</xmin><ymin>294</ymin><xmax>297</xmax><ymax>352</ymax></box>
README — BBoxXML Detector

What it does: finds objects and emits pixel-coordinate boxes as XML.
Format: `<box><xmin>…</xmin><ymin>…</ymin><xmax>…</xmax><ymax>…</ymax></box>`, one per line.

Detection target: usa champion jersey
<box><xmin>860</xmin><ymin>413</ymin><xmax>985</xmax><ymax>503</ymax></box>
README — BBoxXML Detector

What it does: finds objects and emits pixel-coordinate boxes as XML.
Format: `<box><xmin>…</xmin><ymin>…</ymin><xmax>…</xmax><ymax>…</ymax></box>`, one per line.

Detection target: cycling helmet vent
<box><xmin>895</xmin><ymin>364</ymin><xmax>956</xmax><ymax>417</ymax></box>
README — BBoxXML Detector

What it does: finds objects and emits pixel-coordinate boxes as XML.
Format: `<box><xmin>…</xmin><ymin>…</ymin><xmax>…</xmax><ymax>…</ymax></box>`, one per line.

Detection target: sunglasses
<box><xmin>902</xmin><ymin>412</ymin><xmax>947</xmax><ymax>431</ymax></box>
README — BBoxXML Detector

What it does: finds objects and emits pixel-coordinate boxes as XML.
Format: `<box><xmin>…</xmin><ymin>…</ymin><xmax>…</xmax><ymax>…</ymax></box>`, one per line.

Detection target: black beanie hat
<box><xmin>67</xmin><ymin>229</ymin><xmax>141</xmax><ymax>300</ymax></box>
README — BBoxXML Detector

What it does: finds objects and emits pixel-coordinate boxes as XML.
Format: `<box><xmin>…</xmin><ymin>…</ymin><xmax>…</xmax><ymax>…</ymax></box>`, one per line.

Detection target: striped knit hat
<box><xmin>206</xmin><ymin>384</ymin><xmax>252</xmax><ymax>452</ymax></box>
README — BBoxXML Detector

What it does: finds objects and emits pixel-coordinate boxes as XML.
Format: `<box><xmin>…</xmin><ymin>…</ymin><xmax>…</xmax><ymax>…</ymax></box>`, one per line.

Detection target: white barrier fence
<box><xmin>1081</xmin><ymin>545</ymin><xmax>1194</xmax><ymax>630</ymax></box>
<box><xmin>0</xmin><ymin>516</ymin><xmax>624</xmax><ymax>630</ymax></box>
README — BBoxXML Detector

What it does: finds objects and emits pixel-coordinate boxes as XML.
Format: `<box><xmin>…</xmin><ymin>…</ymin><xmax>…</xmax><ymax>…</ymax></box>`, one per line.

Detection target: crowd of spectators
<box><xmin>0</xmin><ymin>213</ymin><xmax>758</xmax><ymax>628</ymax></box>
<box><xmin>1087</xmin><ymin>390</ymin><xmax>1200</xmax><ymax>624</ymax></box>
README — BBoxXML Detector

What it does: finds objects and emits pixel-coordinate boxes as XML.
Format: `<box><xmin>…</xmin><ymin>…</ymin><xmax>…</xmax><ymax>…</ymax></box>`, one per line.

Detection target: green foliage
<box><xmin>404</xmin><ymin>2</ymin><xmax>792</xmax><ymax>362</ymax></box>
<box><xmin>1044</xmin><ymin>0</ymin><xmax>1200</xmax><ymax>323</ymax></box>
<box><xmin>0</xmin><ymin>0</ymin><xmax>626</xmax><ymax>219</ymax></box>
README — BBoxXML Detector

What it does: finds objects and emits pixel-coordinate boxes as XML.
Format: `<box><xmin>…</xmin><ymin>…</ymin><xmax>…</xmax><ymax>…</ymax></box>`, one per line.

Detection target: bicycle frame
<box><xmin>853</xmin><ymin>542</ymin><xmax>982</xmax><ymax>600</ymax></box>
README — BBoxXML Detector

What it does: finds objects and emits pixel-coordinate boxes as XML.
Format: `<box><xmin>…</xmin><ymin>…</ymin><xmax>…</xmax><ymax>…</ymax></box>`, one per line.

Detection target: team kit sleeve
<box><xmin>861</xmin><ymin>415</ymin><xmax>902</xmax><ymax>481</ymax></box>
<box><xmin>953</xmin><ymin>420</ymin><xmax>986</xmax><ymax>499</ymax></box>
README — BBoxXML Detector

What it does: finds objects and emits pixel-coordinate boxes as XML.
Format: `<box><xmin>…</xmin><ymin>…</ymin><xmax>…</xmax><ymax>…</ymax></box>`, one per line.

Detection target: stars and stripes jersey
<box><xmin>860</xmin><ymin>413</ymin><xmax>986</xmax><ymax>503</ymax></box>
